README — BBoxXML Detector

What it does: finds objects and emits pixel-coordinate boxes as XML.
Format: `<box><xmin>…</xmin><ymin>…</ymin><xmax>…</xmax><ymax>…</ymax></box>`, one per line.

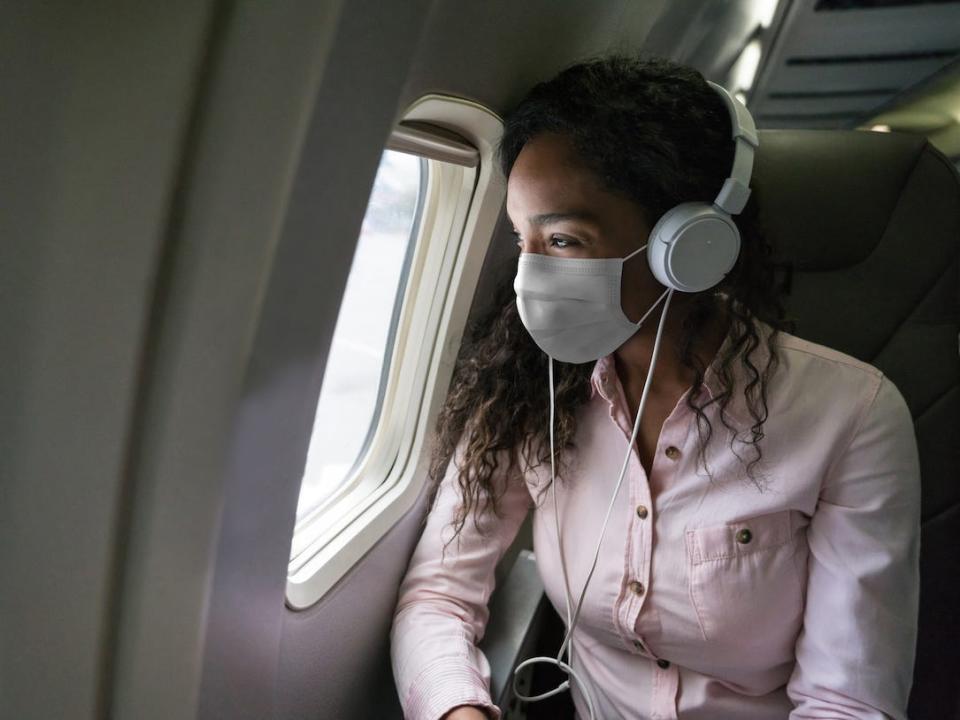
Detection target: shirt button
<box><xmin>665</xmin><ymin>446</ymin><xmax>681</xmax><ymax>460</ymax></box>
<box><xmin>636</xmin><ymin>505</ymin><xmax>648</xmax><ymax>519</ymax></box>
<box><xmin>657</xmin><ymin>659</ymin><xmax>671</xmax><ymax>669</ymax></box>
<box><xmin>633</xmin><ymin>640</ymin><xmax>643</xmax><ymax>649</ymax></box>
<box><xmin>629</xmin><ymin>580</ymin><xmax>645</xmax><ymax>595</ymax></box>
<box><xmin>736</xmin><ymin>528</ymin><xmax>753</xmax><ymax>544</ymax></box>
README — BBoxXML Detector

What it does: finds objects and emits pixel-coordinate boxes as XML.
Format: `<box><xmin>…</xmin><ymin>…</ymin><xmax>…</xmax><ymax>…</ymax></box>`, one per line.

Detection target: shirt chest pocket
<box><xmin>684</xmin><ymin>509</ymin><xmax>809</xmax><ymax>650</ymax></box>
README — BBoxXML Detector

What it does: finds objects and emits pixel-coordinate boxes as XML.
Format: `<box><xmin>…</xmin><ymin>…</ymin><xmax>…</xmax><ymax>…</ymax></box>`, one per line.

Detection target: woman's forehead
<box><xmin>506</xmin><ymin>134</ymin><xmax>609</xmax><ymax>219</ymax></box>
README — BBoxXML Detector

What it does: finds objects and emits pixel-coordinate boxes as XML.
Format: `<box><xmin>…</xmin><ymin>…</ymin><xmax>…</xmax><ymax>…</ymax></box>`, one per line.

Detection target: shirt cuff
<box><xmin>404</xmin><ymin>656</ymin><xmax>502</xmax><ymax>720</ymax></box>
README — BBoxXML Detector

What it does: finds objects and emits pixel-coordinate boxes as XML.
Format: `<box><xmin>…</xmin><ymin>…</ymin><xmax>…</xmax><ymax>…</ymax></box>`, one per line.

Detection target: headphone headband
<box><xmin>705</xmin><ymin>81</ymin><xmax>759</xmax><ymax>216</ymax></box>
<box><xmin>644</xmin><ymin>80</ymin><xmax>759</xmax><ymax>293</ymax></box>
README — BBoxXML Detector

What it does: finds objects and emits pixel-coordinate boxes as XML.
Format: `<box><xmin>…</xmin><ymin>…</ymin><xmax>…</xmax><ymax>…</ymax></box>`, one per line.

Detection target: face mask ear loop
<box><xmin>623</xmin><ymin>242</ymin><xmax>648</xmax><ymax>262</ymax></box>
<box><xmin>634</xmin><ymin>287</ymin><xmax>671</xmax><ymax>328</ymax></box>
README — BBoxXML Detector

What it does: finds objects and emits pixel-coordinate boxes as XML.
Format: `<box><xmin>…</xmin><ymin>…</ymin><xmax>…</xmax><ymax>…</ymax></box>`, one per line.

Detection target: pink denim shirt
<box><xmin>391</xmin><ymin>320</ymin><xmax>921</xmax><ymax>719</ymax></box>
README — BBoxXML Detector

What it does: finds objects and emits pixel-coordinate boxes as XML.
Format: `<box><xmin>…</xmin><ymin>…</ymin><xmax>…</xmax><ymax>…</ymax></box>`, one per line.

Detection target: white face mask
<box><xmin>513</xmin><ymin>243</ymin><xmax>671</xmax><ymax>363</ymax></box>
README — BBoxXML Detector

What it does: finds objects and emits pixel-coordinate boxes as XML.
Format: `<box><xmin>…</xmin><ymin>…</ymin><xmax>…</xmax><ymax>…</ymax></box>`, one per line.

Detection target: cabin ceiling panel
<box><xmin>751</xmin><ymin>0</ymin><xmax>960</xmax><ymax>130</ymax></box>
<box><xmin>770</xmin><ymin>61</ymin><xmax>947</xmax><ymax>95</ymax></box>
<box><xmin>782</xmin><ymin>4</ymin><xmax>960</xmax><ymax>56</ymax></box>
<box><xmin>758</xmin><ymin>94</ymin><xmax>900</xmax><ymax>116</ymax></box>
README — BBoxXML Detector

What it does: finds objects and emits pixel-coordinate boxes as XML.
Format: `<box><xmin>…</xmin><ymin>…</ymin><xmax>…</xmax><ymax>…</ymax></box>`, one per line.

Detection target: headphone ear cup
<box><xmin>646</xmin><ymin>202</ymin><xmax>741</xmax><ymax>293</ymax></box>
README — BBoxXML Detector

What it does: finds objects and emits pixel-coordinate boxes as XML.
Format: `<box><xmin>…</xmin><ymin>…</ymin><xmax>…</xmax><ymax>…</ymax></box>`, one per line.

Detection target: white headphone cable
<box><xmin>512</xmin><ymin>287</ymin><xmax>675</xmax><ymax>719</ymax></box>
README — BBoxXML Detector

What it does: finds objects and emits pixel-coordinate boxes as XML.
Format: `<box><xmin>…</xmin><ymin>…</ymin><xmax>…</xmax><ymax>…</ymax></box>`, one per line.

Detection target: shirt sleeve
<box><xmin>786</xmin><ymin>374</ymin><xmax>921</xmax><ymax>719</ymax></box>
<box><xmin>390</xmin><ymin>435</ymin><xmax>534</xmax><ymax>720</ymax></box>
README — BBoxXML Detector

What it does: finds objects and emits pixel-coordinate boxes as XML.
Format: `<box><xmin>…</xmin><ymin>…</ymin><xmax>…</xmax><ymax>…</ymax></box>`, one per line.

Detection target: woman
<box><xmin>390</xmin><ymin>54</ymin><xmax>920</xmax><ymax>720</ymax></box>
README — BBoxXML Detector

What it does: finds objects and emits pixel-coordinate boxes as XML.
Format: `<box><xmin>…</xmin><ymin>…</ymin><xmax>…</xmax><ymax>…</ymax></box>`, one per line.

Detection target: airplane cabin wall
<box><xmin>0</xmin><ymin>4</ymin><xmax>215</xmax><ymax>718</ymax></box>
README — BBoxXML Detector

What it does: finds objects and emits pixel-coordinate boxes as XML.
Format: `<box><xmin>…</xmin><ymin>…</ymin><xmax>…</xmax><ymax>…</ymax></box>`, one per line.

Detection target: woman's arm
<box><xmin>786</xmin><ymin>374</ymin><xmax>921</xmax><ymax>719</ymax></box>
<box><xmin>391</xmin><ymin>437</ymin><xmax>533</xmax><ymax>720</ymax></box>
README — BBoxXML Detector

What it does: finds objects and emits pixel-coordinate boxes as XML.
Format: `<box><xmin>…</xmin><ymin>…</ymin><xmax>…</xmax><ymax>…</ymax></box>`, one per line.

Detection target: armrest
<box><xmin>478</xmin><ymin>549</ymin><xmax>548</xmax><ymax>712</ymax></box>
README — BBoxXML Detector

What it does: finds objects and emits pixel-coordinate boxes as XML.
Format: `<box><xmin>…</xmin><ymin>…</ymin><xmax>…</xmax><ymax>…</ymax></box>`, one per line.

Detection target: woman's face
<box><xmin>505</xmin><ymin>132</ymin><xmax>666</xmax><ymax>324</ymax></box>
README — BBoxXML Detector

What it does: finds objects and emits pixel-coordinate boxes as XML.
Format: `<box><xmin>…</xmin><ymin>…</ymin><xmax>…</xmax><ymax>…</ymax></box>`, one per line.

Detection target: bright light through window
<box><xmin>752</xmin><ymin>0</ymin><xmax>779</xmax><ymax>28</ymax></box>
<box><xmin>731</xmin><ymin>38</ymin><xmax>763</xmax><ymax>94</ymax></box>
<box><xmin>295</xmin><ymin>150</ymin><xmax>424</xmax><ymax>522</ymax></box>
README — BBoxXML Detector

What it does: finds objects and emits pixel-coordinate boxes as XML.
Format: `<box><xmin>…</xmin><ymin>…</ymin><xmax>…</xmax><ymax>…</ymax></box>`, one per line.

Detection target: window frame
<box><xmin>286</xmin><ymin>95</ymin><xmax>505</xmax><ymax>609</ymax></box>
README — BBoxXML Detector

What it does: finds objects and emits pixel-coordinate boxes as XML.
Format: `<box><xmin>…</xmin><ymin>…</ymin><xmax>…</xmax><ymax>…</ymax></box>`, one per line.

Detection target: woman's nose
<box><xmin>517</xmin><ymin>237</ymin><xmax>547</xmax><ymax>255</ymax></box>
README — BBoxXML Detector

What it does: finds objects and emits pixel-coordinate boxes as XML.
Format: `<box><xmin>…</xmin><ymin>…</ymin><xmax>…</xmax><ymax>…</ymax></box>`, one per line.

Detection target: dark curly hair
<box><xmin>426</xmin><ymin>53</ymin><xmax>794</xmax><ymax>556</ymax></box>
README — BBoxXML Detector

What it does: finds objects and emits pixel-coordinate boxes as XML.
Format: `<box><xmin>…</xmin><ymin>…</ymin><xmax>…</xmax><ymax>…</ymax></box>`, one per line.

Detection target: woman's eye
<box><xmin>508</xmin><ymin>230</ymin><xmax>578</xmax><ymax>250</ymax></box>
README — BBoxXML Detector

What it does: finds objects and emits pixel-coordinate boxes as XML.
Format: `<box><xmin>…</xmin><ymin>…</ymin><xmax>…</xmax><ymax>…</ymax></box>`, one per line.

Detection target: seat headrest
<box><xmin>747</xmin><ymin>128</ymin><xmax>959</xmax><ymax>412</ymax></box>
<box><xmin>751</xmin><ymin>129</ymin><xmax>957</xmax><ymax>273</ymax></box>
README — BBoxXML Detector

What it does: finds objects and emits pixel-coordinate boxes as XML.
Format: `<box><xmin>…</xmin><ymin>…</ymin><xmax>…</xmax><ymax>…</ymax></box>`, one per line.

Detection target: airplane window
<box><xmin>294</xmin><ymin>149</ymin><xmax>425</xmax><ymax>522</ymax></box>
<box><xmin>287</xmin><ymin>99</ymin><xmax>499</xmax><ymax>609</ymax></box>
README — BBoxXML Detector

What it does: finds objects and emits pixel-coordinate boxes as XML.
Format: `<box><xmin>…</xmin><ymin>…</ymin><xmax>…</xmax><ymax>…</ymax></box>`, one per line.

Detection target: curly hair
<box><xmin>426</xmin><ymin>53</ymin><xmax>795</xmax><ymax>557</ymax></box>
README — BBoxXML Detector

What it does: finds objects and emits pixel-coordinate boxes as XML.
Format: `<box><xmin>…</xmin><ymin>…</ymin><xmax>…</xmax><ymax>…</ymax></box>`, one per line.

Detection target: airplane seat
<box><xmin>751</xmin><ymin>128</ymin><xmax>960</xmax><ymax>719</ymax></box>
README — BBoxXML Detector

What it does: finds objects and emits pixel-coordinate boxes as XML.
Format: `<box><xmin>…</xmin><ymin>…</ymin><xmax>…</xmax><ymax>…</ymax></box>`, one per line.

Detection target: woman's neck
<box><xmin>614</xmin><ymin>296</ymin><xmax>730</xmax><ymax>395</ymax></box>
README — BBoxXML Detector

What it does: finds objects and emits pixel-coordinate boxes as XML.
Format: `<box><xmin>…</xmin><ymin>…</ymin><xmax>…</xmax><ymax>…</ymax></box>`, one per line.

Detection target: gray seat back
<box><xmin>753</xmin><ymin>128</ymin><xmax>960</xmax><ymax>719</ymax></box>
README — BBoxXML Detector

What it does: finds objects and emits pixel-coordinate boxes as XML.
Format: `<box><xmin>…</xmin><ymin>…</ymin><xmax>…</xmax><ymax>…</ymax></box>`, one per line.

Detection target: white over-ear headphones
<box><xmin>645</xmin><ymin>80</ymin><xmax>759</xmax><ymax>293</ymax></box>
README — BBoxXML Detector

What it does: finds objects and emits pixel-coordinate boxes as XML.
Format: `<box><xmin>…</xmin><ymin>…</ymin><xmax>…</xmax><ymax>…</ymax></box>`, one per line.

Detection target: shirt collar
<box><xmin>589</xmin><ymin>318</ymin><xmax>774</xmax><ymax>429</ymax></box>
<box><xmin>589</xmin><ymin>354</ymin><xmax>618</xmax><ymax>401</ymax></box>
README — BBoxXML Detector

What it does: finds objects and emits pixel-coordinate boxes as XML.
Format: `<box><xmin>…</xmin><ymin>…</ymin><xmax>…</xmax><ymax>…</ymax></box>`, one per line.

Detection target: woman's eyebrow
<box><xmin>529</xmin><ymin>211</ymin><xmax>600</xmax><ymax>226</ymax></box>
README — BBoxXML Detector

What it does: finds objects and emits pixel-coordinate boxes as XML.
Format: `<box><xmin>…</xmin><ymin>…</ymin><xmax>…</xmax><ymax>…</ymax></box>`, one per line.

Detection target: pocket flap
<box><xmin>685</xmin><ymin>509</ymin><xmax>795</xmax><ymax>564</ymax></box>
